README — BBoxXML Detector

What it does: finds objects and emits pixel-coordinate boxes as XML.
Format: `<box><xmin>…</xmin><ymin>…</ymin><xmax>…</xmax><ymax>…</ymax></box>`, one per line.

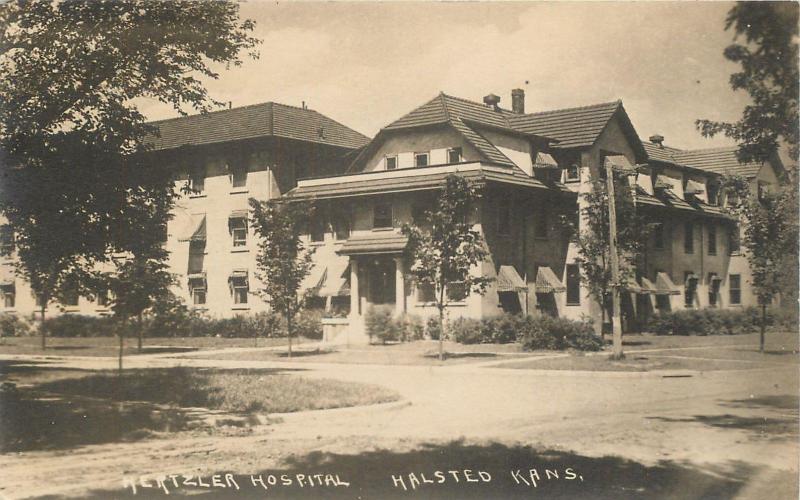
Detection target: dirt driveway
<box><xmin>0</xmin><ymin>344</ymin><xmax>797</xmax><ymax>499</ymax></box>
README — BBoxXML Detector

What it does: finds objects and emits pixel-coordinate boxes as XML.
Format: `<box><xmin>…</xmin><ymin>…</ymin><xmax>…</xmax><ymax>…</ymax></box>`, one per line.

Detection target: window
<box><xmin>447</xmin><ymin>147</ymin><xmax>462</xmax><ymax>164</ymax></box>
<box><xmin>63</xmin><ymin>289</ymin><xmax>79</xmax><ymax>307</ymax></box>
<box><xmin>729</xmin><ymin>274</ymin><xmax>741</xmax><ymax>305</ymax></box>
<box><xmin>566</xmin><ymin>264</ymin><xmax>581</xmax><ymax>305</ymax></box>
<box><xmin>385</xmin><ymin>155</ymin><xmax>398</xmax><ymax>171</ymax></box>
<box><xmin>684</xmin><ymin>271</ymin><xmax>696</xmax><ymax>308</ymax></box>
<box><xmin>34</xmin><ymin>293</ymin><xmax>46</xmax><ymax>308</ymax></box>
<box><xmin>497</xmin><ymin>199</ymin><xmax>511</xmax><ymax>236</ymax></box>
<box><xmin>96</xmin><ymin>289</ymin><xmax>109</xmax><ymax>307</ymax></box>
<box><xmin>534</xmin><ymin>209</ymin><xmax>548</xmax><ymax>239</ymax></box>
<box><xmin>653</xmin><ymin>222</ymin><xmax>665</xmax><ymax>250</ymax></box>
<box><xmin>566</xmin><ymin>164</ymin><xmax>580</xmax><ymax>182</ymax></box>
<box><xmin>231</xmin><ymin>276</ymin><xmax>248</xmax><ymax>305</ymax></box>
<box><xmin>229</xmin><ymin>217</ymin><xmax>248</xmax><ymax>247</ymax></box>
<box><xmin>447</xmin><ymin>282</ymin><xmax>466</xmax><ymax>302</ymax></box>
<box><xmin>729</xmin><ymin>226</ymin><xmax>740</xmax><ymax>254</ymax></box>
<box><xmin>309</xmin><ymin>215</ymin><xmax>326</xmax><ymax>242</ymax></box>
<box><xmin>190</xmin><ymin>279</ymin><xmax>207</xmax><ymax>305</ymax></box>
<box><xmin>707</xmin><ymin>182</ymin><xmax>720</xmax><ymax>206</ymax></box>
<box><xmin>188</xmin><ymin>241</ymin><xmax>205</xmax><ymax>274</ymax></box>
<box><xmin>417</xmin><ymin>283</ymin><xmax>435</xmax><ymax>303</ymax></box>
<box><xmin>189</xmin><ymin>165</ymin><xmax>205</xmax><ymax>194</ymax></box>
<box><xmin>230</xmin><ymin>163</ymin><xmax>247</xmax><ymax>188</ymax></box>
<box><xmin>411</xmin><ymin>205</ymin><xmax>427</xmax><ymax>226</ymax></box>
<box><xmin>0</xmin><ymin>226</ymin><xmax>14</xmax><ymax>254</ymax></box>
<box><xmin>2</xmin><ymin>286</ymin><xmax>14</xmax><ymax>308</ymax></box>
<box><xmin>414</xmin><ymin>152</ymin><xmax>429</xmax><ymax>168</ymax></box>
<box><xmin>333</xmin><ymin>208</ymin><xmax>351</xmax><ymax>240</ymax></box>
<box><xmin>684</xmin><ymin>221</ymin><xmax>694</xmax><ymax>254</ymax></box>
<box><xmin>708</xmin><ymin>273</ymin><xmax>720</xmax><ymax>307</ymax></box>
<box><xmin>707</xmin><ymin>224</ymin><xmax>717</xmax><ymax>255</ymax></box>
<box><xmin>373</xmin><ymin>204</ymin><xmax>393</xmax><ymax>229</ymax></box>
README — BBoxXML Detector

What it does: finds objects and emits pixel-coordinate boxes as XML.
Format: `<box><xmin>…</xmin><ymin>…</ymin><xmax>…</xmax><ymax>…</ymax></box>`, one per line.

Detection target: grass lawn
<box><xmin>1</xmin><ymin>365</ymin><xmax>399</xmax><ymax>452</ymax></box>
<box><xmin>0</xmin><ymin>335</ymin><xmax>304</xmax><ymax>357</ymax></box>
<box><xmin>192</xmin><ymin>340</ymin><xmax>535</xmax><ymax>365</ymax></box>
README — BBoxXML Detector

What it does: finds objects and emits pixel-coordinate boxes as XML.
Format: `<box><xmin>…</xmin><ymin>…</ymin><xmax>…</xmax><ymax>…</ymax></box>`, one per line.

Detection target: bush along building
<box><xmin>0</xmin><ymin>102</ymin><xmax>370</xmax><ymax>319</ymax></box>
<box><xmin>0</xmin><ymin>91</ymin><xmax>785</xmax><ymax>337</ymax></box>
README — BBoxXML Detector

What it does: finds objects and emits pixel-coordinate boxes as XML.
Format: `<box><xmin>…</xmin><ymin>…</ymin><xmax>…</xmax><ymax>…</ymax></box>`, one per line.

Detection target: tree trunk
<box><xmin>438</xmin><ymin>305</ymin><xmax>445</xmax><ymax>362</ymax></box>
<box><xmin>137</xmin><ymin>312</ymin><xmax>143</xmax><ymax>353</ymax></box>
<box><xmin>40</xmin><ymin>303</ymin><xmax>47</xmax><ymax>350</ymax></box>
<box><xmin>760</xmin><ymin>302</ymin><xmax>766</xmax><ymax>353</ymax></box>
<box><xmin>287</xmin><ymin>312</ymin><xmax>293</xmax><ymax>359</ymax></box>
<box><xmin>119</xmin><ymin>323</ymin><xmax>124</xmax><ymax>373</ymax></box>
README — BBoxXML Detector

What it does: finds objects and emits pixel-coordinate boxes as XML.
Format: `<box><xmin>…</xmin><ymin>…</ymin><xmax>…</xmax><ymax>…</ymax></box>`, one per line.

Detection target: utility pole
<box><xmin>604</xmin><ymin>156</ymin><xmax>624</xmax><ymax>359</ymax></box>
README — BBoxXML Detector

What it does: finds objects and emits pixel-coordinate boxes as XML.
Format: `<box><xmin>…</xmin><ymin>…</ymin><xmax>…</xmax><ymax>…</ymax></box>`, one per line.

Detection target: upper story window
<box><xmin>2</xmin><ymin>284</ymin><xmax>14</xmax><ymax>308</ymax></box>
<box><xmin>333</xmin><ymin>208</ymin><xmax>351</xmax><ymax>240</ymax></box>
<box><xmin>231</xmin><ymin>274</ymin><xmax>248</xmax><ymax>305</ymax></box>
<box><xmin>62</xmin><ymin>288</ymin><xmax>79</xmax><ymax>307</ymax></box>
<box><xmin>447</xmin><ymin>147</ymin><xmax>462</xmax><ymax>164</ymax></box>
<box><xmin>0</xmin><ymin>226</ymin><xmax>14</xmax><ymax>255</ymax></box>
<box><xmin>729</xmin><ymin>225</ymin><xmax>741</xmax><ymax>254</ymax></box>
<box><xmin>189</xmin><ymin>165</ymin><xmax>205</xmax><ymax>194</ymax></box>
<box><xmin>414</xmin><ymin>152</ymin><xmax>429</xmax><ymax>168</ymax></box>
<box><xmin>684</xmin><ymin>221</ymin><xmax>694</xmax><ymax>254</ymax></box>
<box><xmin>385</xmin><ymin>155</ymin><xmax>398</xmax><ymax>171</ymax></box>
<box><xmin>707</xmin><ymin>182</ymin><xmax>720</xmax><ymax>206</ymax></box>
<box><xmin>497</xmin><ymin>199</ymin><xmax>511</xmax><ymax>236</ymax></box>
<box><xmin>229</xmin><ymin>216</ymin><xmax>248</xmax><ymax>247</ymax></box>
<box><xmin>310</xmin><ymin>215</ymin><xmax>326</xmax><ymax>242</ymax></box>
<box><xmin>707</xmin><ymin>224</ymin><xmax>717</xmax><ymax>255</ymax></box>
<box><xmin>534</xmin><ymin>209</ymin><xmax>548</xmax><ymax>239</ymax></box>
<box><xmin>653</xmin><ymin>221</ymin><xmax>665</xmax><ymax>250</ymax></box>
<box><xmin>566</xmin><ymin>164</ymin><xmax>580</xmax><ymax>182</ymax></box>
<box><xmin>566</xmin><ymin>264</ymin><xmax>581</xmax><ymax>305</ymax></box>
<box><xmin>230</xmin><ymin>163</ymin><xmax>248</xmax><ymax>189</ymax></box>
<box><xmin>373</xmin><ymin>204</ymin><xmax>393</xmax><ymax>229</ymax></box>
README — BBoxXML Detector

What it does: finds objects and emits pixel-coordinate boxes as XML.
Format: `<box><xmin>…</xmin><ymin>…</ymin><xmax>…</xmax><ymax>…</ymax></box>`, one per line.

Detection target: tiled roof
<box><xmin>288</xmin><ymin>165</ymin><xmax>572</xmax><ymax>200</ymax></box>
<box><xmin>145</xmin><ymin>102</ymin><xmax>370</xmax><ymax>151</ymax></box>
<box><xmin>509</xmin><ymin>101</ymin><xmax>622</xmax><ymax>148</ymax></box>
<box><xmin>636</xmin><ymin>187</ymin><xmax>732</xmax><ymax>220</ymax></box>
<box><xmin>643</xmin><ymin>141</ymin><xmax>767</xmax><ymax>178</ymax></box>
<box><xmin>449</xmin><ymin>118</ymin><xmax>515</xmax><ymax>167</ymax></box>
<box><xmin>384</xmin><ymin>93</ymin><xmax>513</xmax><ymax>131</ymax></box>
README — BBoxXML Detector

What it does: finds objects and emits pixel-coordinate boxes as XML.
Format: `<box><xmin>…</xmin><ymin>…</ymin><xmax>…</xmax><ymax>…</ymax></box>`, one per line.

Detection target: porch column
<box><xmin>394</xmin><ymin>256</ymin><xmax>405</xmax><ymax>316</ymax></box>
<box><xmin>349</xmin><ymin>258</ymin><xmax>359</xmax><ymax>317</ymax></box>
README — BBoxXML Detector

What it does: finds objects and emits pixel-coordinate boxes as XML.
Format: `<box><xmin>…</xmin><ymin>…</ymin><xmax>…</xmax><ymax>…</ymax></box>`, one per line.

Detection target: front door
<box><xmin>366</xmin><ymin>257</ymin><xmax>396</xmax><ymax>306</ymax></box>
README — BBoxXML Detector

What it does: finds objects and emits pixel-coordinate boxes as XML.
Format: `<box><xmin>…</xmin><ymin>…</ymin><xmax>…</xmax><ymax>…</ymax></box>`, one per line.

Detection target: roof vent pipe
<box><xmin>483</xmin><ymin>93</ymin><xmax>501</xmax><ymax>110</ymax></box>
<box><xmin>649</xmin><ymin>134</ymin><xmax>665</xmax><ymax>148</ymax></box>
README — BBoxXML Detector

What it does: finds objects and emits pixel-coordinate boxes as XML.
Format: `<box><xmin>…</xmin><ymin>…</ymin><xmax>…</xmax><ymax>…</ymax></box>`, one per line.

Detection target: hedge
<box><xmin>644</xmin><ymin>306</ymin><xmax>798</xmax><ymax>336</ymax></box>
<box><xmin>364</xmin><ymin>305</ymin><xmax>425</xmax><ymax>343</ymax></box>
<box><xmin>449</xmin><ymin>314</ymin><xmax>602</xmax><ymax>351</ymax></box>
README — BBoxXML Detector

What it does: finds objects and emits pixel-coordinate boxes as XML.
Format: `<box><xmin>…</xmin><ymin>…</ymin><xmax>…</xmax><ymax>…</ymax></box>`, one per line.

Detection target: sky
<box><xmin>138</xmin><ymin>1</ymin><xmax>755</xmax><ymax>153</ymax></box>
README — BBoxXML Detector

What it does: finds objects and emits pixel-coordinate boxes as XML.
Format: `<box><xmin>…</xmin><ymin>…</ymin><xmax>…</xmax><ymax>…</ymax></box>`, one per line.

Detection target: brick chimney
<box><xmin>511</xmin><ymin>89</ymin><xmax>525</xmax><ymax>114</ymax></box>
<box><xmin>483</xmin><ymin>93</ymin><xmax>501</xmax><ymax>110</ymax></box>
<box><xmin>649</xmin><ymin>134</ymin><xmax>665</xmax><ymax>148</ymax></box>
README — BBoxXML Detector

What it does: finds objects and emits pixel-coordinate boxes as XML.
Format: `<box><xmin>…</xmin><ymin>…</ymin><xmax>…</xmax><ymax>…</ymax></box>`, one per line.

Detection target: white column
<box><xmin>394</xmin><ymin>256</ymin><xmax>405</xmax><ymax>316</ymax></box>
<box><xmin>349</xmin><ymin>258</ymin><xmax>359</xmax><ymax>317</ymax></box>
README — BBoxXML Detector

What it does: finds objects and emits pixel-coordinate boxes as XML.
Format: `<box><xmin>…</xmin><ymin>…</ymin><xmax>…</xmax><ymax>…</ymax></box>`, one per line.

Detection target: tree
<box><xmin>0</xmin><ymin>0</ymin><xmax>258</xmax><ymax>348</ymax></box>
<box><xmin>401</xmin><ymin>174</ymin><xmax>491</xmax><ymax>361</ymax></box>
<box><xmin>570</xmin><ymin>173</ymin><xmax>653</xmax><ymax>351</ymax></box>
<box><xmin>696</xmin><ymin>2</ymin><xmax>799</xmax><ymax>162</ymax></box>
<box><xmin>250</xmin><ymin>198</ymin><xmax>316</xmax><ymax>358</ymax></box>
<box><xmin>722</xmin><ymin>176</ymin><xmax>798</xmax><ymax>352</ymax></box>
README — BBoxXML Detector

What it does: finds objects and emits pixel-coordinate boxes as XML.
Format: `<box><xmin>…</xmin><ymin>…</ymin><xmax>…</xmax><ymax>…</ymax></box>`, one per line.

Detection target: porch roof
<box><xmin>337</xmin><ymin>232</ymin><xmax>409</xmax><ymax>256</ymax></box>
<box><xmin>287</xmin><ymin>163</ymin><xmax>573</xmax><ymax>201</ymax></box>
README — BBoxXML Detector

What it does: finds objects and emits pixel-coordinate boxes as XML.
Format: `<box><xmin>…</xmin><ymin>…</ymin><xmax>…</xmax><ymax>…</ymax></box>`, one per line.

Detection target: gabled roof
<box><xmin>643</xmin><ymin>141</ymin><xmax>780</xmax><ymax>179</ymax></box>
<box><xmin>145</xmin><ymin>102</ymin><xmax>370</xmax><ymax>151</ymax></box>
<box><xmin>384</xmin><ymin>93</ymin><xmax>514</xmax><ymax>131</ymax></box>
<box><xmin>509</xmin><ymin>101</ymin><xmax>622</xmax><ymax>149</ymax></box>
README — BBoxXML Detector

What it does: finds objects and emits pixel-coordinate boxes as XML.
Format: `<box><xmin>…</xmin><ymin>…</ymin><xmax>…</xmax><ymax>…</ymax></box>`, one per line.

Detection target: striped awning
<box><xmin>496</xmin><ymin>265</ymin><xmax>526</xmax><ymax>292</ymax></box>
<box><xmin>229</xmin><ymin>209</ymin><xmax>248</xmax><ymax>219</ymax></box>
<box><xmin>640</xmin><ymin>277</ymin><xmax>658</xmax><ymax>295</ymax></box>
<box><xmin>656</xmin><ymin>272</ymin><xmax>681</xmax><ymax>296</ymax></box>
<box><xmin>535</xmin><ymin>266</ymin><xmax>566</xmax><ymax>293</ymax></box>
<box><xmin>623</xmin><ymin>277</ymin><xmax>642</xmax><ymax>294</ymax></box>
<box><xmin>684</xmin><ymin>273</ymin><xmax>699</xmax><ymax>286</ymax></box>
<box><xmin>684</xmin><ymin>180</ymin><xmax>705</xmax><ymax>195</ymax></box>
<box><xmin>178</xmin><ymin>213</ymin><xmax>207</xmax><ymax>242</ymax></box>
<box><xmin>533</xmin><ymin>152</ymin><xmax>560</xmax><ymax>169</ymax></box>
<box><xmin>229</xmin><ymin>268</ymin><xmax>248</xmax><ymax>280</ymax></box>
<box><xmin>301</xmin><ymin>263</ymin><xmax>327</xmax><ymax>293</ymax></box>
<box><xmin>318</xmin><ymin>258</ymin><xmax>351</xmax><ymax>297</ymax></box>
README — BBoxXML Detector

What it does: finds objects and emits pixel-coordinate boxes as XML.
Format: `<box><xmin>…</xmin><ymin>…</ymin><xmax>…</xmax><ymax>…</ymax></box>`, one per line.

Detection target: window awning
<box><xmin>654</xmin><ymin>175</ymin><xmax>673</xmax><ymax>190</ymax></box>
<box><xmin>684</xmin><ymin>273</ymin><xmax>699</xmax><ymax>286</ymax></box>
<box><xmin>178</xmin><ymin>214</ymin><xmax>207</xmax><ymax>242</ymax></box>
<box><xmin>639</xmin><ymin>277</ymin><xmax>658</xmax><ymax>295</ymax></box>
<box><xmin>337</xmin><ymin>233</ymin><xmax>408</xmax><ymax>256</ymax></box>
<box><xmin>301</xmin><ymin>263</ymin><xmax>327</xmax><ymax>293</ymax></box>
<box><xmin>187</xmin><ymin>272</ymin><xmax>206</xmax><ymax>281</ymax></box>
<box><xmin>0</xmin><ymin>265</ymin><xmax>14</xmax><ymax>286</ymax></box>
<box><xmin>655</xmin><ymin>272</ymin><xmax>681</xmax><ymax>295</ymax></box>
<box><xmin>684</xmin><ymin>180</ymin><xmax>705</xmax><ymax>195</ymax></box>
<box><xmin>535</xmin><ymin>266</ymin><xmax>566</xmax><ymax>293</ymax></box>
<box><xmin>623</xmin><ymin>277</ymin><xmax>642</xmax><ymax>294</ymax></box>
<box><xmin>496</xmin><ymin>265</ymin><xmax>526</xmax><ymax>292</ymax></box>
<box><xmin>318</xmin><ymin>258</ymin><xmax>351</xmax><ymax>297</ymax></box>
<box><xmin>229</xmin><ymin>209</ymin><xmax>248</xmax><ymax>219</ymax></box>
<box><xmin>604</xmin><ymin>155</ymin><xmax>635</xmax><ymax>173</ymax></box>
<box><xmin>229</xmin><ymin>268</ymin><xmax>248</xmax><ymax>280</ymax></box>
<box><xmin>710</xmin><ymin>275</ymin><xmax>723</xmax><ymax>282</ymax></box>
<box><xmin>532</xmin><ymin>152</ymin><xmax>560</xmax><ymax>170</ymax></box>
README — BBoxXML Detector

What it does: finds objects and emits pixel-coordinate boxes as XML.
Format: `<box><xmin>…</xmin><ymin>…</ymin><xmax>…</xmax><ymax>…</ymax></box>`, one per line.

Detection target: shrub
<box><xmin>365</xmin><ymin>305</ymin><xmax>400</xmax><ymax>344</ymax></box>
<box><xmin>643</xmin><ymin>307</ymin><xmax>797</xmax><ymax>336</ymax></box>
<box><xmin>425</xmin><ymin>316</ymin><xmax>442</xmax><ymax>340</ymax></box>
<box><xmin>399</xmin><ymin>314</ymin><xmax>425</xmax><ymax>342</ymax></box>
<box><xmin>449</xmin><ymin>317</ymin><xmax>484</xmax><ymax>344</ymax></box>
<box><xmin>0</xmin><ymin>314</ymin><xmax>31</xmax><ymax>337</ymax></box>
<box><xmin>518</xmin><ymin>315</ymin><xmax>601</xmax><ymax>351</ymax></box>
<box><xmin>44</xmin><ymin>315</ymin><xmax>117</xmax><ymax>337</ymax></box>
<box><xmin>294</xmin><ymin>309</ymin><xmax>323</xmax><ymax>340</ymax></box>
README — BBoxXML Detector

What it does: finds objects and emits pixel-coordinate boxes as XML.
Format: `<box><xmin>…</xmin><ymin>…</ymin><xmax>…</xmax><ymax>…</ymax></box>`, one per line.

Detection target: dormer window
<box><xmin>414</xmin><ymin>152</ymin><xmax>429</xmax><ymax>167</ymax></box>
<box><xmin>385</xmin><ymin>155</ymin><xmax>397</xmax><ymax>170</ymax></box>
<box><xmin>447</xmin><ymin>147</ymin><xmax>462</xmax><ymax>164</ymax></box>
<box><xmin>566</xmin><ymin>164</ymin><xmax>580</xmax><ymax>182</ymax></box>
